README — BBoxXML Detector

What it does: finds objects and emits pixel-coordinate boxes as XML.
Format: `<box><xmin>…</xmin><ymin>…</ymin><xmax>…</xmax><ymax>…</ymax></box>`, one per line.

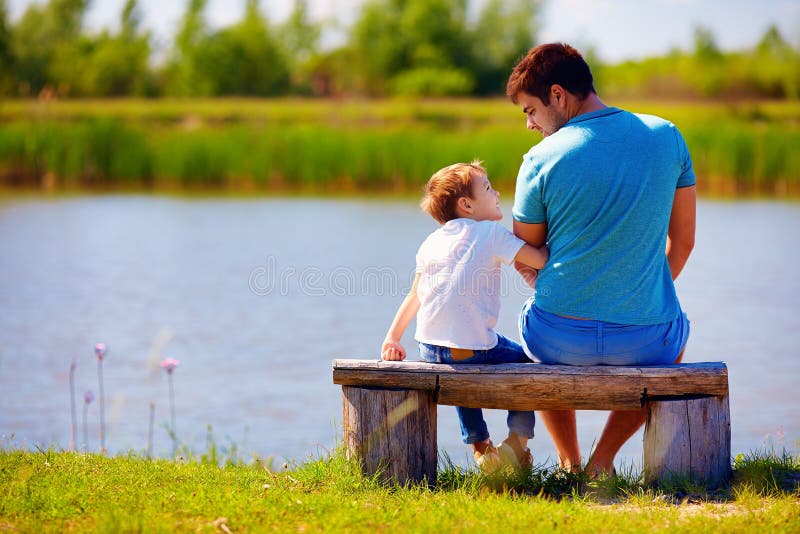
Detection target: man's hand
<box><xmin>381</xmin><ymin>339</ymin><xmax>406</xmax><ymax>361</ymax></box>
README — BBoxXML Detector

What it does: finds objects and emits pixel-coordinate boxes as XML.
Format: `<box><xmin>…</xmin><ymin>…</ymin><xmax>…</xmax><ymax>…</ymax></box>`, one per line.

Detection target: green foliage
<box><xmin>1</xmin><ymin>1</ymin><xmax>797</xmax><ymax>99</ymax></box>
<box><xmin>9</xmin><ymin>2</ymin><xmax>57</xmax><ymax>95</ymax></box>
<box><xmin>601</xmin><ymin>25</ymin><xmax>800</xmax><ymax>100</ymax></box>
<box><xmin>693</xmin><ymin>25</ymin><xmax>722</xmax><ymax>60</ymax></box>
<box><xmin>277</xmin><ymin>0</ymin><xmax>321</xmax><ymax>94</ymax></box>
<box><xmin>8</xmin><ymin>0</ymin><xmax>151</xmax><ymax>97</ymax></box>
<box><xmin>84</xmin><ymin>0</ymin><xmax>152</xmax><ymax>96</ymax></box>
<box><xmin>732</xmin><ymin>450</ymin><xmax>800</xmax><ymax>496</ymax></box>
<box><xmin>166</xmin><ymin>0</ymin><xmax>212</xmax><ymax>96</ymax></box>
<box><xmin>345</xmin><ymin>0</ymin><xmax>538</xmax><ymax>96</ymax></box>
<box><xmin>471</xmin><ymin>0</ymin><xmax>540</xmax><ymax>95</ymax></box>
<box><xmin>165</xmin><ymin>0</ymin><xmax>290</xmax><ymax>97</ymax></box>
<box><xmin>390</xmin><ymin>67</ymin><xmax>475</xmax><ymax>96</ymax></box>
<box><xmin>0</xmin><ymin>0</ymin><xmax>13</xmax><ymax>95</ymax></box>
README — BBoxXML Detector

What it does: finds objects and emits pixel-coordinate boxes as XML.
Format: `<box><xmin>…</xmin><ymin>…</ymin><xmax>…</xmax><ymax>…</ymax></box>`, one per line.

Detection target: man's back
<box><xmin>512</xmin><ymin>107</ymin><xmax>696</xmax><ymax>324</ymax></box>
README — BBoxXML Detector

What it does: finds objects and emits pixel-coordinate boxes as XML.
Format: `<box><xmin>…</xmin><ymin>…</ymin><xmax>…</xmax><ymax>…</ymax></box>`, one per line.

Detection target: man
<box><xmin>507</xmin><ymin>43</ymin><xmax>696</xmax><ymax>476</ymax></box>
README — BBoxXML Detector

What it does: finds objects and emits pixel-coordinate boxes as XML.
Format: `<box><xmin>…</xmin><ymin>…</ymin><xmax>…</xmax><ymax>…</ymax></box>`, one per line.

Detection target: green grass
<box><xmin>0</xmin><ymin>98</ymin><xmax>798</xmax><ymax>197</ymax></box>
<box><xmin>1</xmin><ymin>447</ymin><xmax>798</xmax><ymax>532</ymax></box>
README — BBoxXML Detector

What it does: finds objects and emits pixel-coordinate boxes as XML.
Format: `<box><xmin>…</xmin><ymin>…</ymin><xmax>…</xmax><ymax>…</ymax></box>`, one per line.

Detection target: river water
<box><xmin>0</xmin><ymin>196</ymin><xmax>798</xmax><ymax>470</ymax></box>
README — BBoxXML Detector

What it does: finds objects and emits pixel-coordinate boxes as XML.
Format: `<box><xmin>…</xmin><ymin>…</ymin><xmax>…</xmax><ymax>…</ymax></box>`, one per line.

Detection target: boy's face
<box><xmin>466</xmin><ymin>173</ymin><xmax>503</xmax><ymax>222</ymax></box>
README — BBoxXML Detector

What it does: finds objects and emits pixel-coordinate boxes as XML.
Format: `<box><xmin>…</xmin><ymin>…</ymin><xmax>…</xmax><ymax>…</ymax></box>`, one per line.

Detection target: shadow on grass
<box><xmin>435</xmin><ymin>448</ymin><xmax>800</xmax><ymax>504</ymax></box>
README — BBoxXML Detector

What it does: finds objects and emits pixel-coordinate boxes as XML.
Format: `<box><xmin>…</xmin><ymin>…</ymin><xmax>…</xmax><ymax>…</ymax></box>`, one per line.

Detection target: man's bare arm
<box><xmin>513</xmin><ymin>219</ymin><xmax>548</xmax><ymax>287</ymax></box>
<box><xmin>513</xmin><ymin>219</ymin><xmax>548</xmax><ymax>247</ymax></box>
<box><xmin>666</xmin><ymin>185</ymin><xmax>696</xmax><ymax>280</ymax></box>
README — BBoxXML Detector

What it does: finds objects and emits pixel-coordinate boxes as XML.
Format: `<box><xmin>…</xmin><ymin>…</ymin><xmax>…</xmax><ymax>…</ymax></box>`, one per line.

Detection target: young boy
<box><xmin>381</xmin><ymin>161</ymin><xmax>548</xmax><ymax>473</ymax></box>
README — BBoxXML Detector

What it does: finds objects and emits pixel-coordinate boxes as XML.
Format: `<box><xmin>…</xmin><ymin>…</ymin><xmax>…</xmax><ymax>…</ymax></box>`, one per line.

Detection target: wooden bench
<box><xmin>332</xmin><ymin>359</ymin><xmax>731</xmax><ymax>487</ymax></box>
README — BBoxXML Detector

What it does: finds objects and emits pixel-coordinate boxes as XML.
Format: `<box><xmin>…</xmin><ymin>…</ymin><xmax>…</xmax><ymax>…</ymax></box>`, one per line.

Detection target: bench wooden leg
<box><xmin>341</xmin><ymin>386</ymin><xmax>437</xmax><ymax>485</ymax></box>
<box><xmin>643</xmin><ymin>395</ymin><xmax>731</xmax><ymax>487</ymax></box>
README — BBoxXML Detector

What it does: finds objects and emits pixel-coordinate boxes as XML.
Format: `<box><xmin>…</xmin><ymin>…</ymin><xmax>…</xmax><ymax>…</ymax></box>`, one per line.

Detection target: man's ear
<box><xmin>551</xmin><ymin>84</ymin><xmax>567</xmax><ymax>108</ymax></box>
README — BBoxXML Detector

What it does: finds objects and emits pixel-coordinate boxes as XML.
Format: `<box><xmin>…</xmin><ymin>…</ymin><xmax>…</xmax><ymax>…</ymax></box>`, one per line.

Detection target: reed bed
<box><xmin>0</xmin><ymin>98</ymin><xmax>797</xmax><ymax>197</ymax></box>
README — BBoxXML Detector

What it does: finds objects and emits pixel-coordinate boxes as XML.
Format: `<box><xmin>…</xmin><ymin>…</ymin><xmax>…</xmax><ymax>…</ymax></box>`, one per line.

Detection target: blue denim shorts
<box><xmin>418</xmin><ymin>332</ymin><xmax>529</xmax><ymax>364</ymax></box>
<box><xmin>518</xmin><ymin>299</ymin><xmax>690</xmax><ymax>366</ymax></box>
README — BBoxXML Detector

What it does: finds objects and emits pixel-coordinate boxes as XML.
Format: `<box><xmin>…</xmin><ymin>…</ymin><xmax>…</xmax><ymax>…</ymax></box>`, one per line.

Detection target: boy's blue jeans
<box><xmin>418</xmin><ymin>333</ymin><xmax>536</xmax><ymax>444</ymax></box>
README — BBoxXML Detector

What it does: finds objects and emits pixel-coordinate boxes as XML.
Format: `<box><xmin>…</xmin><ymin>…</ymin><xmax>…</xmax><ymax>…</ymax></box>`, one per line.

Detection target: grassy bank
<box><xmin>0</xmin><ymin>98</ymin><xmax>798</xmax><ymax>197</ymax></box>
<box><xmin>1</xmin><ymin>449</ymin><xmax>798</xmax><ymax>532</ymax></box>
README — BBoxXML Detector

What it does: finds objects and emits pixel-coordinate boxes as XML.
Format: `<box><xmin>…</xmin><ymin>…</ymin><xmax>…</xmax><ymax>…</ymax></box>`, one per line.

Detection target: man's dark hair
<box><xmin>506</xmin><ymin>43</ymin><xmax>596</xmax><ymax>105</ymax></box>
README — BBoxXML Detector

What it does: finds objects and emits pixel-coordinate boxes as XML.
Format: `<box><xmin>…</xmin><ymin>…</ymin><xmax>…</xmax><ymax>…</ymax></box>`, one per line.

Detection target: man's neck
<box><xmin>569</xmin><ymin>93</ymin><xmax>606</xmax><ymax>120</ymax></box>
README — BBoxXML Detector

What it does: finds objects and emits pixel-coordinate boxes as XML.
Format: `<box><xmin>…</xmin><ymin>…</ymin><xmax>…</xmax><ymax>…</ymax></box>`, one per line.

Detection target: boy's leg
<box><xmin>507</xmin><ymin>411</ymin><xmax>535</xmax><ymax>443</ymax></box>
<box><xmin>455</xmin><ymin>406</ymin><xmax>489</xmax><ymax>445</ymax></box>
<box><xmin>501</xmin><ymin>412</ymin><xmax>535</xmax><ymax>470</ymax></box>
<box><xmin>456</xmin><ymin>406</ymin><xmax>501</xmax><ymax>471</ymax></box>
<box><xmin>488</xmin><ymin>334</ymin><xmax>536</xmax><ymax>468</ymax></box>
<box><xmin>419</xmin><ymin>343</ymin><xmax>494</xmax><ymax>463</ymax></box>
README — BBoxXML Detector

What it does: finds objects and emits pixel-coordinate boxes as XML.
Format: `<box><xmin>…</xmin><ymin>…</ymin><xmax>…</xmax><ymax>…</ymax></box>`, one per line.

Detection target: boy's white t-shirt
<box><xmin>415</xmin><ymin>218</ymin><xmax>525</xmax><ymax>349</ymax></box>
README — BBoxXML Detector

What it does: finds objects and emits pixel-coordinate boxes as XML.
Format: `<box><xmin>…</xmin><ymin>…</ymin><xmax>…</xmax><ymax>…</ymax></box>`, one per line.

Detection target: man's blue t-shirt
<box><xmin>512</xmin><ymin>107</ymin><xmax>695</xmax><ymax>325</ymax></box>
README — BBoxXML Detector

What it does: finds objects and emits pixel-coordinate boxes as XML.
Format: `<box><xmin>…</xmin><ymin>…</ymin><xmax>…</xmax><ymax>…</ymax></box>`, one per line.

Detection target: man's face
<box><xmin>517</xmin><ymin>92</ymin><xmax>568</xmax><ymax>137</ymax></box>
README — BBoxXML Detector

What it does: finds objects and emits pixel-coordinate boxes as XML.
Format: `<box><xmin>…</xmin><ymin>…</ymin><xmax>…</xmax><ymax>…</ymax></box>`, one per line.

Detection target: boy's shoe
<box><xmin>498</xmin><ymin>438</ymin><xmax>533</xmax><ymax>472</ymax></box>
<box><xmin>473</xmin><ymin>441</ymin><xmax>501</xmax><ymax>473</ymax></box>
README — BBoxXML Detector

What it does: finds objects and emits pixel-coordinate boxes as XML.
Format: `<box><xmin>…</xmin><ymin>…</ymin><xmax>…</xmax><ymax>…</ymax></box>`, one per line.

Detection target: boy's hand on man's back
<box><xmin>515</xmin><ymin>261</ymin><xmax>539</xmax><ymax>289</ymax></box>
<box><xmin>381</xmin><ymin>339</ymin><xmax>406</xmax><ymax>361</ymax></box>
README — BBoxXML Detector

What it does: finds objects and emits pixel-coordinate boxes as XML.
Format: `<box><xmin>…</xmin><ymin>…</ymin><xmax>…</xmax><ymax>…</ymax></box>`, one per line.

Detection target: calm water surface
<box><xmin>0</xmin><ymin>196</ymin><xmax>798</xmax><ymax>469</ymax></box>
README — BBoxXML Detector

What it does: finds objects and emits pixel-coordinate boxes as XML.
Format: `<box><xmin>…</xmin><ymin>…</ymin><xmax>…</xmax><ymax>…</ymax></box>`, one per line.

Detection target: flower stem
<box><xmin>147</xmin><ymin>402</ymin><xmax>155</xmax><ymax>459</ymax></box>
<box><xmin>82</xmin><ymin>403</ymin><xmax>89</xmax><ymax>452</ymax></box>
<box><xmin>97</xmin><ymin>358</ymin><xmax>105</xmax><ymax>453</ymax></box>
<box><xmin>168</xmin><ymin>373</ymin><xmax>176</xmax><ymax>456</ymax></box>
<box><xmin>69</xmin><ymin>362</ymin><xmax>77</xmax><ymax>452</ymax></box>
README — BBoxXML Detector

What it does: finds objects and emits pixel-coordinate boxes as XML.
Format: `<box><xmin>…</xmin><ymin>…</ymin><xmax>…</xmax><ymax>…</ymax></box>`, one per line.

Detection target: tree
<box><xmin>203</xmin><ymin>0</ymin><xmax>289</xmax><ymax>95</ymax></box>
<box><xmin>693</xmin><ymin>25</ymin><xmax>721</xmax><ymax>60</ymax></box>
<box><xmin>752</xmin><ymin>25</ymin><xmax>799</xmax><ymax>98</ymax></box>
<box><xmin>471</xmin><ymin>0</ymin><xmax>540</xmax><ymax>94</ymax></box>
<box><xmin>343</xmin><ymin>0</ymin><xmax>540</xmax><ymax>96</ymax></box>
<box><xmin>347</xmin><ymin>0</ymin><xmax>476</xmax><ymax>96</ymax></box>
<box><xmin>278</xmin><ymin>0</ymin><xmax>321</xmax><ymax>93</ymax></box>
<box><xmin>0</xmin><ymin>0</ymin><xmax>14</xmax><ymax>95</ymax></box>
<box><xmin>166</xmin><ymin>0</ymin><xmax>289</xmax><ymax>96</ymax></box>
<box><xmin>691</xmin><ymin>25</ymin><xmax>725</xmax><ymax>96</ymax></box>
<box><xmin>279</xmin><ymin>0</ymin><xmax>319</xmax><ymax>63</ymax></box>
<box><xmin>166</xmin><ymin>0</ymin><xmax>211</xmax><ymax>95</ymax></box>
<box><xmin>11</xmin><ymin>3</ymin><xmax>53</xmax><ymax>95</ymax></box>
<box><xmin>10</xmin><ymin>0</ymin><xmax>89</xmax><ymax>96</ymax></box>
<box><xmin>348</xmin><ymin>0</ymin><xmax>404</xmax><ymax>94</ymax></box>
<box><xmin>80</xmin><ymin>0</ymin><xmax>152</xmax><ymax>96</ymax></box>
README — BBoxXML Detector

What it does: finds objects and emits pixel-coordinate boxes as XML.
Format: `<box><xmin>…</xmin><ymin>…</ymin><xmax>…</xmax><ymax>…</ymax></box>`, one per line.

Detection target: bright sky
<box><xmin>7</xmin><ymin>0</ymin><xmax>800</xmax><ymax>63</ymax></box>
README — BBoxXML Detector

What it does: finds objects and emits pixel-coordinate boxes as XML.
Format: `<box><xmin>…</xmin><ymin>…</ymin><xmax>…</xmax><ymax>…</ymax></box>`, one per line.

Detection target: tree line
<box><xmin>0</xmin><ymin>0</ymin><xmax>797</xmax><ymax>99</ymax></box>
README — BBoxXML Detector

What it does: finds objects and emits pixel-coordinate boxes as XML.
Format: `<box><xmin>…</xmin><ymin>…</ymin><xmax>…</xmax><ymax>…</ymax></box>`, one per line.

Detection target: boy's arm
<box><xmin>514</xmin><ymin>243</ymin><xmax>549</xmax><ymax>270</ymax></box>
<box><xmin>381</xmin><ymin>273</ymin><xmax>421</xmax><ymax>361</ymax></box>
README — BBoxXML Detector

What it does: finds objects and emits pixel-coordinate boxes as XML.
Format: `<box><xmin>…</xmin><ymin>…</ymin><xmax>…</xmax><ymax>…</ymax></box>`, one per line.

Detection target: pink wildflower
<box><xmin>84</xmin><ymin>390</ymin><xmax>94</xmax><ymax>404</ymax></box>
<box><xmin>94</xmin><ymin>343</ymin><xmax>107</xmax><ymax>360</ymax></box>
<box><xmin>161</xmin><ymin>358</ymin><xmax>180</xmax><ymax>374</ymax></box>
<box><xmin>775</xmin><ymin>426</ymin><xmax>786</xmax><ymax>445</ymax></box>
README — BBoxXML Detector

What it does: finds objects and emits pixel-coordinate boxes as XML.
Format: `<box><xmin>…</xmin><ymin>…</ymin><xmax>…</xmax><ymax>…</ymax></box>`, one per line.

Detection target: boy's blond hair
<box><xmin>421</xmin><ymin>160</ymin><xmax>486</xmax><ymax>225</ymax></box>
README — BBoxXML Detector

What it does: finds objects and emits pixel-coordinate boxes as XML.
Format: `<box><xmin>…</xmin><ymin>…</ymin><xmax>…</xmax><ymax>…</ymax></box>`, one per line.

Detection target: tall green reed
<box><xmin>0</xmin><ymin>103</ymin><xmax>797</xmax><ymax>196</ymax></box>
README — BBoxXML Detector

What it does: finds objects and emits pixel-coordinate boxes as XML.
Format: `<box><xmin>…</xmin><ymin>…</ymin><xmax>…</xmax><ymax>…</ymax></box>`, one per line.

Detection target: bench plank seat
<box><xmin>333</xmin><ymin>359</ymin><xmax>728</xmax><ymax>411</ymax></box>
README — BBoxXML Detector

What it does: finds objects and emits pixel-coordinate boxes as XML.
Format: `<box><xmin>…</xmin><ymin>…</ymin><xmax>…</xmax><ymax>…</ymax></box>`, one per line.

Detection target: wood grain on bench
<box><xmin>333</xmin><ymin>359</ymin><xmax>728</xmax><ymax>411</ymax></box>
